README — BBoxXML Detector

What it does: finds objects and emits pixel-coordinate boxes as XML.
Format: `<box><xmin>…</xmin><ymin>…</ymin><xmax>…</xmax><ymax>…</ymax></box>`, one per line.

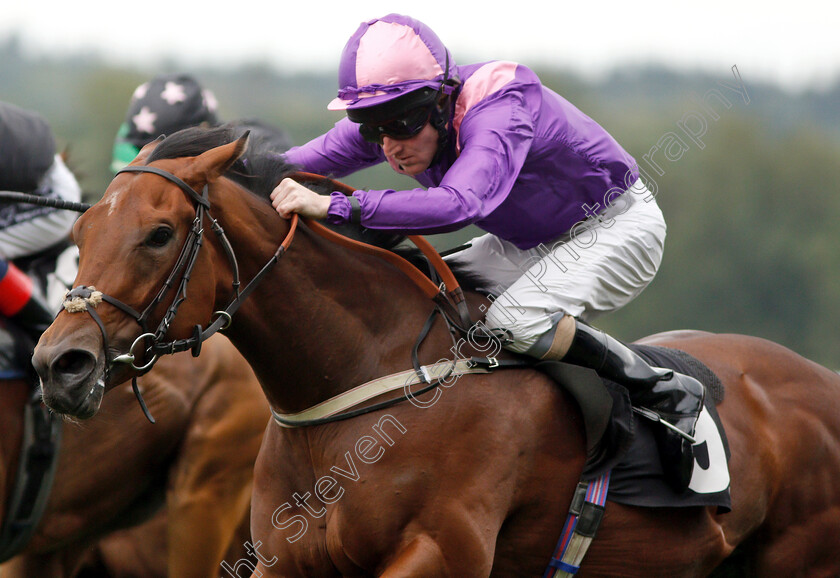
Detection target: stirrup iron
<box><xmin>632</xmin><ymin>406</ymin><xmax>698</xmax><ymax>444</ymax></box>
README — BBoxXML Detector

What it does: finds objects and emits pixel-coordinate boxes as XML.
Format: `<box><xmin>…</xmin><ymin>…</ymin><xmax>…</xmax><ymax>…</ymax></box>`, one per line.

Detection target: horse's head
<box><xmin>33</xmin><ymin>130</ymin><xmax>250</xmax><ymax>419</ymax></box>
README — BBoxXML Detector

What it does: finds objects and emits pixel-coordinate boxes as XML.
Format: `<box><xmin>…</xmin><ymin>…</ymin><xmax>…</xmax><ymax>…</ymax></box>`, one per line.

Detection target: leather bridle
<box><xmin>63</xmin><ymin>164</ymin><xmax>496</xmax><ymax>425</ymax></box>
<box><xmin>63</xmin><ymin>164</ymin><xmax>299</xmax><ymax>421</ymax></box>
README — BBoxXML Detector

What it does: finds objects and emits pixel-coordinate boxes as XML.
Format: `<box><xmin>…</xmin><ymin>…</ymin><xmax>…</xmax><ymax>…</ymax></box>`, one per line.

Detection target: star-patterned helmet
<box><xmin>111</xmin><ymin>73</ymin><xmax>219</xmax><ymax>172</ymax></box>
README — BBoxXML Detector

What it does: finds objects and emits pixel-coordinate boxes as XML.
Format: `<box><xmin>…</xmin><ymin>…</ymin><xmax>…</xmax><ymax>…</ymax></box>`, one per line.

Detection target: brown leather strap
<box><xmin>304</xmin><ymin>218</ymin><xmax>440</xmax><ymax>299</ymax></box>
<box><xmin>407</xmin><ymin>234</ymin><xmax>466</xmax><ymax>305</ymax></box>
<box><xmin>271</xmin><ymin>358</ymin><xmax>491</xmax><ymax>428</ymax></box>
<box><xmin>282</xmin><ymin>213</ymin><xmax>299</xmax><ymax>252</ymax></box>
<box><xmin>290</xmin><ymin>172</ymin><xmax>465</xmax><ymax>303</ymax></box>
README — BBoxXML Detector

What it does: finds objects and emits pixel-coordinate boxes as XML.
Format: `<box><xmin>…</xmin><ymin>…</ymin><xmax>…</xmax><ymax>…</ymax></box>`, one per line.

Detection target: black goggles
<box><xmin>357</xmin><ymin>103</ymin><xmax>435</xmax><ymax>144</ymax></box>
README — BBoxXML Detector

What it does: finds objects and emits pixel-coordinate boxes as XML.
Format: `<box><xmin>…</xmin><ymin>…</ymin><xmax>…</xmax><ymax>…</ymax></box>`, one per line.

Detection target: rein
<box><xmin>293</xmin><ymin>172</ymin><xmax>473</xmax><ymax>330</ymax></box>
<box><xmin>62</xmin><ymin>165</ymin><xmax>472</xmax><ymax>425</ymax></box>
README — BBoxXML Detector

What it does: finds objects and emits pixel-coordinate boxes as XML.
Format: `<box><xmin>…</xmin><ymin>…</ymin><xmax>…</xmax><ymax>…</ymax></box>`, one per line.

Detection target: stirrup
<box><xmin>632</xmin><ymin>406</ymin><xmax>698</xmax><ymax>444</ymax></box>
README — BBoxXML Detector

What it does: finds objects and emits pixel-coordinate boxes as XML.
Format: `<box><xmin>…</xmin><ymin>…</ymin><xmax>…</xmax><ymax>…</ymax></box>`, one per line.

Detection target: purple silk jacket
<box><xmin>284</xmin><ymin>61</ymin><xmax>639</xmax><ymax>250</ymax></box>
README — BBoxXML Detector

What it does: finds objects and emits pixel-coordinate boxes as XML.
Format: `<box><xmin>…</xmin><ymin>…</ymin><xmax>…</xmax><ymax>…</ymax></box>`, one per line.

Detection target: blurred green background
<box><xmin>2</xmin><ymin>35</ymin><xmax>839</xmax><ymax>368</ymax></box>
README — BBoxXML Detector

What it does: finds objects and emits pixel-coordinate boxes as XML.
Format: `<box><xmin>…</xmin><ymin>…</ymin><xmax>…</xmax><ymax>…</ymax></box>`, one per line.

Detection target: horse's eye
<box><xmin>146</xmin><ymin>226</ymin><xmax>173</xmax><ymax>248</ymax></box>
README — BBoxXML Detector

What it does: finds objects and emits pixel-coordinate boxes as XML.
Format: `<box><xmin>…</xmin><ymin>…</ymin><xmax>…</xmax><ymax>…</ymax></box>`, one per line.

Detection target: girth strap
<box><xmin>544</xmin><ymin>472</ymin><xmax>611</xmax><ymax>577</ymax></box>
<box><xmin>271</xmin><ymin>358</ymin><xmax>492</xmax><ymax>428</ymax></box>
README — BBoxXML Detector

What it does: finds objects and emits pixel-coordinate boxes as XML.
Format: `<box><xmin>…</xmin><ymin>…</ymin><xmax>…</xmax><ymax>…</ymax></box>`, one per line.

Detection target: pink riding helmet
<box><xmin>328</xmin><ymin>13</ymin><xmax>457</xmax><ymax>111</ymax></box>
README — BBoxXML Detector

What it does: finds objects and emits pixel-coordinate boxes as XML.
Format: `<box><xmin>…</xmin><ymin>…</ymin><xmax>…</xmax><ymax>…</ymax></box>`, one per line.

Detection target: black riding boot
<box><xmin>562</xmin><ymin>320</ymin><xmax>705</xmax><ymax>492</ymax></box>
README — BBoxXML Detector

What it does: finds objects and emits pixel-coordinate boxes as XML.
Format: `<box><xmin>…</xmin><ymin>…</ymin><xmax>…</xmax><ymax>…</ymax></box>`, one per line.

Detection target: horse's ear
<box><xmin>187</xmin><ymin>131</ymin><xmax>249</xmax><ymax>184</ymax></box>
<box><xmin>129</xmin><ymin>135</ymin><xmax>166</xmax><ymax>165</ymax></box>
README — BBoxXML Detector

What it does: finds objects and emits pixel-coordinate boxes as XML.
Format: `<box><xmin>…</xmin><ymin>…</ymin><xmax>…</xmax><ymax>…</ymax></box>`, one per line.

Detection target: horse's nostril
<box><xmin>52</xmin><ymin>349</ymin><xmax>97</xmax><ymax>379</ymax></box>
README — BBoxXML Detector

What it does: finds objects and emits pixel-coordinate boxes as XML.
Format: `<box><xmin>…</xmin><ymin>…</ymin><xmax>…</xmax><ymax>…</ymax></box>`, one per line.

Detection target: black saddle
<box><xmin>535</xmin><ymin>344</ymin><xmax>731</xmax><ymax>511</ymax></box>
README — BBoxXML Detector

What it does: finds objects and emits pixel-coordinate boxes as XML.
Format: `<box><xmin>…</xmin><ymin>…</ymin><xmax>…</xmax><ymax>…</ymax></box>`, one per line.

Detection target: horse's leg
<box><xmin>84</xmin><ymin>512</ymin><xmax>169</xmax><ymax>576</ymax></box>
<box><xmin>161</xmin><ymin>339</ymin><xmax>268</xmax><ymax>577</ymax></box>
<box><xmin>378</xmin><ymin>522</ymin><xmax>496</xmax><ymax>578</ymax></box>
<box><xmin>378</xmin><ymin>535</ymin><xmax>450</xmax><ymax>577</ymax></box>
<box><xmin>165</xmin><ymin>414</ymin><xmax>259</xmax><ymax>578</ymax></box>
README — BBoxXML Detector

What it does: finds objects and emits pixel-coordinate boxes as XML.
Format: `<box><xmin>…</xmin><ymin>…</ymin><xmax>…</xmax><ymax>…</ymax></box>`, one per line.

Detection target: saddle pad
<box><xmin>609</xmin><ymin>344</ymin><xmax>732</xmax><ymax>512</ymax></box>
<box><xmin>632</xmin><ymin>344</ymin><xmax>725</xmax><ymax>404</ymax></box>
<box><xmin>539</xmin><ymin>344</ymin><xmax>731</xmax><ymax>512</ymax></box>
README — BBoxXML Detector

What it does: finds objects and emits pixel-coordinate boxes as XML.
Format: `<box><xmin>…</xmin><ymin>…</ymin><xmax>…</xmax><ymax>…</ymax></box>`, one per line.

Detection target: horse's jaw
<box><xmin>33</xmin><ymin>324</ymin><xmax>108</xmax><ymax>420</ymax></box>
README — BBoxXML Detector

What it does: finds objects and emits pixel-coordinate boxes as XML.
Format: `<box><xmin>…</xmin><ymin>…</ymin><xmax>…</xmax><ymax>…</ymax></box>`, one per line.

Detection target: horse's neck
<box><xmin>215</xmin><ymin>191</ymin><xmax>443</xmax><ymax>413</ymax></box>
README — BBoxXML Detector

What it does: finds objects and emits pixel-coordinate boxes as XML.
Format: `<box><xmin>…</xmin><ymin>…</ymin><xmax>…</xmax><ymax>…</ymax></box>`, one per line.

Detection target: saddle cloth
<box><xmin>538</xmin><ymin>343</ymin><xmax>731</xmax><ymax>513</ymax></box>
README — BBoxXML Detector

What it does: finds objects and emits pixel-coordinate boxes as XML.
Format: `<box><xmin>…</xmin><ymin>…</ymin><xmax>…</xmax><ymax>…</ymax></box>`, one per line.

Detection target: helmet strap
<box><xmin>430</xmin><ymin>50</ymin><xmax>461</xmax><ymax>164</ymax></box>
<box><xmin>430</xmin><ymin>87</ymin><xmax>457</xmax><ymax>165</ymax></box>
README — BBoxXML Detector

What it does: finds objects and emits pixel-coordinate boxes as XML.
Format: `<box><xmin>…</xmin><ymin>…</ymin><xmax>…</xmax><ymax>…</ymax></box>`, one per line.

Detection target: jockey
<box><xmin>111</xmin><ymin>73</ymin><xmax>293</xmax><ymax>176</ymax></box>
<box><xmin>0</xmin><ymin>101</ymin><xmax>81</xmax><ymax>342</ymax></box>
<box><xmin>272</xmin><ymin>13</ymin><xmax>704</xmax><ymax>491</ymax></box>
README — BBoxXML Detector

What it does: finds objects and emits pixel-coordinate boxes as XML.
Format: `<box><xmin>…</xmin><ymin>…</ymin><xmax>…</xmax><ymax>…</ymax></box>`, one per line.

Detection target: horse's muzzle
<box><xmin>33</xmin><ymin>343</ymin><xmax>103</xmax><ymax>419</ymax></box>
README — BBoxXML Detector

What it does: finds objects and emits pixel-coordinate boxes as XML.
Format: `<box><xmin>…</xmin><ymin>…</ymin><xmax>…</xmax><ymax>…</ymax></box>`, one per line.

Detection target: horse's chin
<box><xmin>67</xmin><ymin>390</ymin><xmax>104</xmax><ymax>420</ymax></box>
<box><xmin>41</xmin><ymin>371</ymin><xmax>106</xmax><ymax>420</ymax></box>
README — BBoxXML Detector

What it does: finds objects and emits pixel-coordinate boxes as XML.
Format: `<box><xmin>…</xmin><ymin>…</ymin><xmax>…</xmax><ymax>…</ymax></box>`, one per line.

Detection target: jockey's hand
<box><xmin>270</xmin><ymin>178</ymin><xmax>331</xmax><ymax>220</ymax></box>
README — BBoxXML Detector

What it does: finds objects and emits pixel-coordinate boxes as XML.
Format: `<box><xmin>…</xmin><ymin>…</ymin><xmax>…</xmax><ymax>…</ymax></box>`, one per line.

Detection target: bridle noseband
<box><xmin>62</xmin><ymin>164</ymin><xmax>298</xmax><ymax>422</ymax></box>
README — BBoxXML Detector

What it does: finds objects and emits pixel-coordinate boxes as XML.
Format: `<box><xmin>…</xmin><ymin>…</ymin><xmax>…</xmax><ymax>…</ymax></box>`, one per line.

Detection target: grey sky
<box><xmin>2</xmin><ymin>1</ymin><xmax>838</xmax><ymax>91</ymax></box>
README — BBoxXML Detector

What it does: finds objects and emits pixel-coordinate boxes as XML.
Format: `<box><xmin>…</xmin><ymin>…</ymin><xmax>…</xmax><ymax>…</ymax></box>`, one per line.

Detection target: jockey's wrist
<box><xmin>326</xmin><ymin>191</ymin><xmax>362</xmax><ymax>225</ymax></box>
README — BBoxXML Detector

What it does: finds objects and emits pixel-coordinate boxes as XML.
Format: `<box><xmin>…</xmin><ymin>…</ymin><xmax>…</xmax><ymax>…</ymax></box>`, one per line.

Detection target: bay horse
<box><xmin>1</xmin><ymin>333</ymin><xmax>268</xmax><ymax>577</ymax></box>
<box><xmin>32</xmin><ymin>127</ymin><xmax>840</xmax><ymax>576</ymax></box>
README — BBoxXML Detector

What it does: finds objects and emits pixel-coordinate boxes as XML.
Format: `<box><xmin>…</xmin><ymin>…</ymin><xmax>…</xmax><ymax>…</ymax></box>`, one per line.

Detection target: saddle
<box><xmin>538</xmin><ymin>344</ymin><xmax>730</xmax><ymax>511</ymax></box>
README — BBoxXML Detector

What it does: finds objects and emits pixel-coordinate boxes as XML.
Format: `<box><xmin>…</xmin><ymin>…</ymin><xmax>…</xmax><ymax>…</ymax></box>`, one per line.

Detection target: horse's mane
<box><xmin>145</xmin><ymin>124</ymin><xmax>297</xmax><ymax>196</ymax></box>
<box><xmin>146</xmin><ymin>125</ymin><xmax>488</xmax><ymax>293</ymax></box>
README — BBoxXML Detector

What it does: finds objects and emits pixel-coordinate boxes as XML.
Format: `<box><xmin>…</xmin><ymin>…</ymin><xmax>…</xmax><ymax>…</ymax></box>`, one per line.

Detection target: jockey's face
<box><xmin>381</xmin><ymin>123</ymin><xmax>439</xmax><ymax>176</ymax></box>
